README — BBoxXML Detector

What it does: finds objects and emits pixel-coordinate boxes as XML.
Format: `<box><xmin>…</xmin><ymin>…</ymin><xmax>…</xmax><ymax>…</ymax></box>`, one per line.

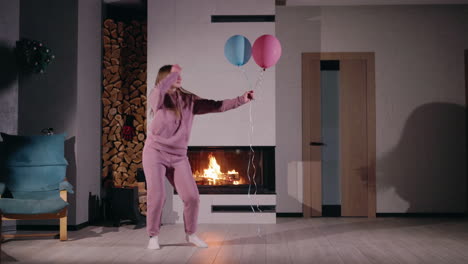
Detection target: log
<box><xmin>103</xmin><ymin>105</ymin><xmax>111</xmax><ymax>116</ymax></box>
<box><xmin>104</xmin><ymin>19</ymin><xmax>115</xmax><ymax>29</ymax></box>
<box><xmin>108</xmin><ymin>108</ymin><xmax>117</xmax><ymax>116</ymax></box>
<box><xmin>118</xmin><ymin>21</ymin><xmax>124</xmax><ymax>35</ymax></box>
<box><xmin>109</xmin><ymin>118</ymin><xmax>118</xmax><ymax>127</ymax></box>
<box><xmin>108</xmin><ymin>148</ymin><xmax>118</xmax><ymax>156</ymax></box>
<box><xmin>117</xmin><ymin>144</ymin><xmax>124</xmax><ymax>152</ymax></box>
<box><xmin>136</xmin><ymin>106</ymin><xmax>145</xmax><ymax>115</ymax></box>
<box><xmin>102</xmin><ymin>167</ymin><xmax>109</xmax><ymax>178</ymax></box>
<box><xmin>130</xmin><ymin>90</ymin><xmax>139</xmax><ymax>99</ymax></box>
<box><xmin>108</xmin><ymin>134</ymin><xmax>116</xmax><ymax>141</ymax></box>
<box><xmin>124</xmin><ymin>154</ymin><xmax>132</xmax><ymax>164</ymax></box>
<box><xmin>114</xmin><ymin>141</ymin><xmax>122</xmax><ymax>149</ymax></box>
<box><xmin>110</xmin><ymin>73</ymin><xmax>120</xmax><ymax>84</ymax></box>
<box><xmin>102</xmin><ymin>98</ymin><xmax>111</xmax><ymax>106</ymax></box>
<box><xmin>110</xmin><ymin>65</ymin><xmax>119</xmax><ymax>74</ymax></box>
<box><xmin>109</xmin><ymin>125</ymin><xmax>118</xmax><ymax>136</ymax></box>
<box><xmin>133</xmin><ymin>80</ymin><xmax>143</xmax><ymax>87</ymax></box>
<box><xmin>130</xmin><ymin>97</ymin><xmax>141</xmax><ymax>106</ymax></box>
<box><xmin>117</xmin><ymin>104</ymin><xmax>124</xmax><ymax>114</ymax></box>
<box><xmin>102</xmin><ymin>118</ymin><xmax>110</xmax><ymax>127</ymax></box>
<box><xmin>112</xmin><ymin>100</ymin><xmax>122</xmax><ymax>108</ymax></box>
<box><xmin>139</xmin><ymin>84</ymin><xmax>147</xmax><ymax>94</ymax></box>
<box><xmin>117</xmin><ymin>166</ymin><xmax>127</xmax><ymax>173</ymax></box>
<box><xmin>138</xmin><ymin>72</ymin><xmax>146</xmax><ymax>82</ymax></box>
<box><xmin>102</xmin><ymin>153</ymin><xmax>111</xmax><ymax>163</ymax></box>
<box><xmin>111</xmin><ymin>156</ymin><xmax>122</xmax><ymax>164</ymax></box>
<box><xmin>126</xmin><ymin>147</ymin><xmax>135</xmax><ymax>155</ymax></box>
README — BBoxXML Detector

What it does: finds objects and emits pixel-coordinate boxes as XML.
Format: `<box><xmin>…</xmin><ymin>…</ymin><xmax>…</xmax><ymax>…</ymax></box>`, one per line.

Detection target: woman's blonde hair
<box><xmin>153</xmin><ymin>65</ymin><xmax>193</xmax><ymax>119</ymax></box>
<box><xmin>155</xmin><ymin>65</ymin><xmax>172</xmax><ymax>86</ymax></box>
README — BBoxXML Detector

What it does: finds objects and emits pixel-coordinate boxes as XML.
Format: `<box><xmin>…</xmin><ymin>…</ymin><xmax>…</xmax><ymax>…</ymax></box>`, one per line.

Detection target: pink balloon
<box><xmin>252</xmin><ymin>35</ymin><xmax>282</xmax><ymax>69</ymax></box>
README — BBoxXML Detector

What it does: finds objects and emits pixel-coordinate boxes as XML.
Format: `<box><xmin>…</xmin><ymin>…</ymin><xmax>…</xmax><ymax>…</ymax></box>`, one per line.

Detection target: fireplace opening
<box><xmin>176</xmin><ymin>146</ymin><xmax>275</xmax><ymax>194</ymax></box>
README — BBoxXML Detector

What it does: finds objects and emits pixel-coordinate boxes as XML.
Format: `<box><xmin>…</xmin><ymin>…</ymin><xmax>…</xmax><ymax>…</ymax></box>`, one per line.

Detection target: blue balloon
<box><xmin>224</xmin><ymin>35</ymin><xmax>252</xmax><ymax>66</ymax></box>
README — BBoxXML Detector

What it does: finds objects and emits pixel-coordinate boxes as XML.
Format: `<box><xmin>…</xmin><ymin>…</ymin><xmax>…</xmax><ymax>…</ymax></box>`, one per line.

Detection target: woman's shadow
<box><xmin>377</xmin><ymin>102</ymin><xmax>466</xmax><ymax>213</ymax></box>
<box><xmin>0</xmin><ymin>41</ymin><xmax>19</xmax><ymax>92</ymax></box>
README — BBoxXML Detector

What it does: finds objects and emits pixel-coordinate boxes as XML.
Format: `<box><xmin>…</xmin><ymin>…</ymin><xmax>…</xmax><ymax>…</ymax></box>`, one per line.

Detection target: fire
<box><xmin>193</xmin><ymin>154</ymin><xmax>241</xmax><ymax>185</ymax></box>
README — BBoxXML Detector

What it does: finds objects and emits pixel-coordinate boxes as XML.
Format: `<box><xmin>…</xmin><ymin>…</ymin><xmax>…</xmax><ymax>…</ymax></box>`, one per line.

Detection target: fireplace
<box><xmin>179</xmin><ymin>146</ymin><xmax>275</xmax><ymax>194</ymax></box>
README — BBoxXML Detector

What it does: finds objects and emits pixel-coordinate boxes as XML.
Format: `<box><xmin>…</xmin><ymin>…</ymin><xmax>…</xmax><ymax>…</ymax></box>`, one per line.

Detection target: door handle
<box><xmin>310</xmin><ymin>142</ymin><xmax>325</xmax><ymax>146</ymax></box>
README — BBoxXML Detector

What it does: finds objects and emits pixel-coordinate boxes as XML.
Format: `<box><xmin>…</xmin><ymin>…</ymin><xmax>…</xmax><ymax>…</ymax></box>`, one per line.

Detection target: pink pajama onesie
<box><xmin>143</xmin><ymin>72</ymin><xmax>246</xmax><ymax>236</ymax></box>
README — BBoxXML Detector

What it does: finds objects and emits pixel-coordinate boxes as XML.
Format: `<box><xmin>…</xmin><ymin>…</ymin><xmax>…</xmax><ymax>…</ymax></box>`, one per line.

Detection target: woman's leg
<box><xmin>143</xmin><ymin>147</ymin><xmax>168</xmax><ymax>237</ymax></box>
<box><xmin>172</xmin><ymin>155</ymin><xmax>200</xmax><ymax>235</ymax></box>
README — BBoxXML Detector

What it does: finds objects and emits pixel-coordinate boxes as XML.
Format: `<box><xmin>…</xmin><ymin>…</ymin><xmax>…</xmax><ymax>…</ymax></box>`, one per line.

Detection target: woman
<box><xmin>143</xmin><ymin>64</ymin><xmax>254</xmax><ymax>249</ymax></box>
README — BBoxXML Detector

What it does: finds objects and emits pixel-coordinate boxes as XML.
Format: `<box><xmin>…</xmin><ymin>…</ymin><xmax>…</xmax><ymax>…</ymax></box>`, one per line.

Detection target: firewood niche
<box><xmin>101</xmin><ymin>19</ymin><xmax>148</xmax><ymax>215</ymax></box>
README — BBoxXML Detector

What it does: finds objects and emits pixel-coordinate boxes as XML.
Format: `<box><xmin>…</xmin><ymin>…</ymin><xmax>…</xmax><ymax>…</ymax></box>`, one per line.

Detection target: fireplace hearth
<box><xmin>179</xmin><ymin>146</ymin><xmax>275</xmax><ymax>194</ymax></box>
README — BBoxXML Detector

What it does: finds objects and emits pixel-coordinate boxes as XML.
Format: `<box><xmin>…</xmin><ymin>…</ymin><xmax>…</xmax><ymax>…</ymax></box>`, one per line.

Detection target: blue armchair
<box><xmin>0</xmin><ymin>133</ymin><xmax>73</xmax><ymax>241</ymax></box>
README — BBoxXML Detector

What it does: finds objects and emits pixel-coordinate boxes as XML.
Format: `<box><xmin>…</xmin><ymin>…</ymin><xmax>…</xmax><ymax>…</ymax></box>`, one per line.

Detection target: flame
<box><xmin>194</xmin><ymin>154</ymin><xmax>240</xmax><ymax>185</ymax></box>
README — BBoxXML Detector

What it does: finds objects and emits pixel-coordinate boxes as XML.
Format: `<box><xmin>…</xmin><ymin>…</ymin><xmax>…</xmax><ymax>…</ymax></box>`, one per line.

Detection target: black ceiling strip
<box><xmin>211</xmin><ymin>15</ymin><xmax>275</xmax><ymax>23</ymax></box>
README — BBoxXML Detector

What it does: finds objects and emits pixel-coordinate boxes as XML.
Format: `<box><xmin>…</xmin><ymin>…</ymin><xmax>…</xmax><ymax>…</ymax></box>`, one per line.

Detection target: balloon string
<box><xmin>239</xmin><ymin>67</ymin><xmax>257</xmax><ymax>213</ymax></box>
<box><xmin>238</xmin><ymin>67</ymin><xmax>265</xmax><ymax>237</ymax></box>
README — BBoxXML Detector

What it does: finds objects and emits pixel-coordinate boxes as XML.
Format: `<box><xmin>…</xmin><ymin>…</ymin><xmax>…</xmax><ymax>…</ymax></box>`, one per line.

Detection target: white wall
<box><xmin>276</xmin><ymin>5</ymin><xmax>468</xmax><ymax>213</ymax></box>
<box><xmin>148</xmin><ymin>0</ymin><xmax>275</xmax><ymax>146</ymax></box>
<box><xmin>276</xmin><ymin>7</ymin><xmax>322</xmax><ymax>213</ymax></box>
<box><xmin>76</xmin><ymin>0</ymin><xmax>102</xmax><ymax>225</ymax></box>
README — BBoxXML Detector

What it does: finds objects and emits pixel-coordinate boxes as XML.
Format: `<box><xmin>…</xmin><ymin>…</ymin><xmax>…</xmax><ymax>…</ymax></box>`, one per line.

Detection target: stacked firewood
<box><xmin>101</xmin><ymin>19</ymin><xmax>148</xmax><ymax>214</ymax></box>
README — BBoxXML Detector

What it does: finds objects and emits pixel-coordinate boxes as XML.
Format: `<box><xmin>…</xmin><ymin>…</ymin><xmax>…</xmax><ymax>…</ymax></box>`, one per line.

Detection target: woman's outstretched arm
<box><xmin>193</xmin><ymin>91</ymin><xmax>254</xmax><ymax>115</ymax></box>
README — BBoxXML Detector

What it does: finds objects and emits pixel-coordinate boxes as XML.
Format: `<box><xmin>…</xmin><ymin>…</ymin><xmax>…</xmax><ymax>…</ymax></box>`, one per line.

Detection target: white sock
<box><xmin>186</xmin><ymin>234</ymin><xmax>208</xmax><ymax>248</ymax></box>
<box><xmin>147</xmin><ymin>236</ymin><xmax>160</xmax><ymax>250</ymax></box>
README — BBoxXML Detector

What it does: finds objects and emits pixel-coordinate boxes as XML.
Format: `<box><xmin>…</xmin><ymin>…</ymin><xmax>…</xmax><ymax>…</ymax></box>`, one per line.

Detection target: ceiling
<box><xmin>286</xmin><ymin>0</ymin><xmax>468</xmax><ymax>5</ymax></box>
<box><xmin>103</xmin><ymin>0</ymin><xmax>468</xmax><ymax>7</ymax></box>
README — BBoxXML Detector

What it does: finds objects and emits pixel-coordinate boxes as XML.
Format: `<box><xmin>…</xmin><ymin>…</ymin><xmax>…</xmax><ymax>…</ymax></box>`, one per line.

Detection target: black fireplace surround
<box><xmin>177</xmin><ymin>146</ymin><xmax>275</xmax><ymax>195</ymax></box>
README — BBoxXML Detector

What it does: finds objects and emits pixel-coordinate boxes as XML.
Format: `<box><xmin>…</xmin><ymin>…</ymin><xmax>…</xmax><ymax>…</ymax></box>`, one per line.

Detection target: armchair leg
<box><xmin>59</xmin><ymin>189</ymin><xmax>68</xmax><ymax>241</ymax></box>
<box><xmin>59</xmin><ymin>215</ymin><xmax>67</xmax><ymax>241</ymax></box>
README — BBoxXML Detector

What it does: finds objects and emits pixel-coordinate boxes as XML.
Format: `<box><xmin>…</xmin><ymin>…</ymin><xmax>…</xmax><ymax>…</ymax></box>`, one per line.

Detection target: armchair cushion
<box><xmin>0</xmin><ymin>133</ymin><xmax>68</xmax><ymax>167</ymax></box>
<box><xmin>0</xmin><ymin>196</ymin><xmax>68</xmax><ymax>215</ymax></box>
<box><xmin>5</xmin><ymin>165</ymin><xmax>67</xmax><ymax>192</ymax></box>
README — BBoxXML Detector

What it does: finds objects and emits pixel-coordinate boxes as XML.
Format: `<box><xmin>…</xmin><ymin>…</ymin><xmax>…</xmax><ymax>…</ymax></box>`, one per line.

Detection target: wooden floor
<box><xmin>2</xmin><ymin>217</ymin><xmax>468</xmax><ymax>264</ymax></box>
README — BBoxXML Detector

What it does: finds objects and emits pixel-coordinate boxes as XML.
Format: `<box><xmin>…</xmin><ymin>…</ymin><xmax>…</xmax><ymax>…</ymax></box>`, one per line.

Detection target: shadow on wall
<box><xmin>65</xmin><ymin>137</ymin><xmax>77</xmax><ymax>224</ymax></box>
<box><xmin>0</xmin><ymin>41</ymin><xmax>19</xmax><ymax>91</ymax></box>
<box><xmin>378</xmin><ymin>103</ymin><xmax>466</xmax><ymax>213</ymax></box>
